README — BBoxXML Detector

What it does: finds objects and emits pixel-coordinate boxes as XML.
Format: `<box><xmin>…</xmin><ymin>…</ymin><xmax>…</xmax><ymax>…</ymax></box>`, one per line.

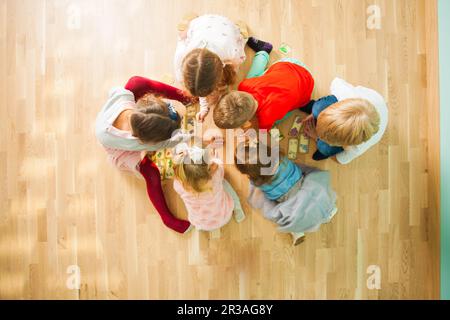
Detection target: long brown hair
<box><xmin>182</xmin><ymin>48</ymin><xmax>236</xmax><ymax>97</ymax></box>
<box><xmin>130</xmin><ymin>94</ymin><xmax>182</xmax><ymax>144</ymax></box>
<box><xmin>235</xmin><ymin>142</ymin><xmax>276</xmax><ymax>186</ymax></box>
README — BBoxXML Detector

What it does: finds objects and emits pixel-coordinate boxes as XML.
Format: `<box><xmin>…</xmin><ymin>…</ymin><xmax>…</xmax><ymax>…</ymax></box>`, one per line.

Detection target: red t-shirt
<box><xmin>238</xmin><ymin>62</ymin><xmax>314</xmax><ymax>130</ymax></box>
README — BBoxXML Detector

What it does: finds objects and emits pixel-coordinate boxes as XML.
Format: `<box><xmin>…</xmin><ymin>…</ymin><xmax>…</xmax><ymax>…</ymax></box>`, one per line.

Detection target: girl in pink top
<box><xmin>172</xmin><ymin>143</ymin><xmax>245</xmax><ymax>231</ymax></box>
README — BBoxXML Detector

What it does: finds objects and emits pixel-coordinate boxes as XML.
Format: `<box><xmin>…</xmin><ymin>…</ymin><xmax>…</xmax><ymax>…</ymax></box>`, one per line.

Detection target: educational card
<box><xmin>298</xmin><ymin>134</ymin><xmax>310</xmax><ymax>154</ymax></box>
<box><xmin>288</xmin><ymin>138</ymin><xmax>299</xmax><ymax>160</ymax></box>
<box><xmin>289</xmin><ymin>116</ymin><xmax>303</xmax><ymax>137</ymax></box>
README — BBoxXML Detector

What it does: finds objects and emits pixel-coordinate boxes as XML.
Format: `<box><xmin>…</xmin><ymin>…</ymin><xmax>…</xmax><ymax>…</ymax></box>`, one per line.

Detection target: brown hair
<box><xmin>130</xmin><ymin>94</ymin><xmax>182</xmax><ymax>144</ymax></box>
<box><xmin>182</xmin><ymin>48</ymin><xmax>236</xmax><ymax>97</ymax></box>
<box><xmin>213</xmin><ymin>91</ymin><xmax>256</xmax><ymax>129</ymax></box>
<box><xmin>174</xmin><ymin>159</ymin><xmax>213</xmax><ymax>193</ymax></box>
<box><xmin>235</xmin><ymin>142</ymin><xmax>276</xmax><ymax>186</ymax></box>
<box><xmin>317</xmin><ymin>98</ymin><xmax>380</xmax><ymax>146</ymax></box>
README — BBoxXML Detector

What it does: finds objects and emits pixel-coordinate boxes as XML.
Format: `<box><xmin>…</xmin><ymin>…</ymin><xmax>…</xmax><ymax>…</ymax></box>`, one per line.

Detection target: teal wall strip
<box><xmin>438</xmin><ymin>0</ymin><xmax>450</xmax><ymax>301</ymax></box>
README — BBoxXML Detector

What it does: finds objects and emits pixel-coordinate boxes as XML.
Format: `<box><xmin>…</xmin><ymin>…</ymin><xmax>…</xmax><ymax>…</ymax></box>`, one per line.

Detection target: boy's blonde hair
<box><xmin>317</xmin><ymin>98</ymin><xmax>380</xmax><ymax>146</ymax></box>
<box><xmin>174</xmin><ymin>160</ymin><xmax>212</xmax><ymax>193</ymax></box>
<box><xmin>214</xmin><ymin>91</ymin><xmax>256</xmax><ymax>129</ymax></box>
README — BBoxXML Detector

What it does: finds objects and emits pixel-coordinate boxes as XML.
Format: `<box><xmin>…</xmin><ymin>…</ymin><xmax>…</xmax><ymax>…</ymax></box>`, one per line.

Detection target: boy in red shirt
<box><xmin>213</xmin><ymin>37</ymin><xmax>314</xmax><ymax>130</ymax></box>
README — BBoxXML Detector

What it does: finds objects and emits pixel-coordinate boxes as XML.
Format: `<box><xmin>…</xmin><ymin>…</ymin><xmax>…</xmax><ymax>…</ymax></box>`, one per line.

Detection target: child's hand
<box><xmin>302</xmin><ymin>114</ymin><xmax>314</xmax><ymax>125</ymax></box>
<box><xmin>203</xmin><ymin>131</ymin><xmax>224</xmax><ymax>149</ymax></box>
<box><xmin>206</xmin><ymin>136</ymin><xmax>224</xmax><ymax>149</ymax></box>
<box><xmin>303</xmin><ymin>119</ymin><xmax>319</xmax><ymax>141</ymax></box>
<box><xmin>183</xmin><ymin>95</ymin><xmax>198</xmax><ymax>106</ymax></box>
<box><xmin>196</xmin><ymin>110</ymin><xmax>209</xmax><ymax>123</ymax></box>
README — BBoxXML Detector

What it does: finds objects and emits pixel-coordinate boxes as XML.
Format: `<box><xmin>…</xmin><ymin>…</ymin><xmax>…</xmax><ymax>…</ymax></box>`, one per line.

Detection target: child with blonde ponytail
<box><xmin>172</xmin><ymin>142</ymin><xmax>245</xmax><ymax>231</ymax></box>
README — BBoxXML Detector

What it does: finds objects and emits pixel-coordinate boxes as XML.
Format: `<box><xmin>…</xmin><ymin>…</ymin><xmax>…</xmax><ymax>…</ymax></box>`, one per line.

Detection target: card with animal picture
<box><xmin>289</xmin><ymin>116</ymin><xmax>303</xmax><ymax>137</ymax></box>
<box><xmin>288</xmin><ymin>138</ymin><xmax>299</xmax><ymax>160</ymax></box>
<box><xmin>164</xmin><ymin>158</ymin><xmax>175</xmax><ymax>179</ymax></box>
<box><xmin>298</xmin><ymin>134</ymin><xmax>310</xmax><ymax>154</ymax></box>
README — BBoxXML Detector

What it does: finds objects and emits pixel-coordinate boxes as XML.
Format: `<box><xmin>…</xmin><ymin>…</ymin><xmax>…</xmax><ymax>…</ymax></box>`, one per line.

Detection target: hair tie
<box><xmin>167</xmin><ymin>102</ymin><xmax>179</xmax><ymax>121</ymax></box>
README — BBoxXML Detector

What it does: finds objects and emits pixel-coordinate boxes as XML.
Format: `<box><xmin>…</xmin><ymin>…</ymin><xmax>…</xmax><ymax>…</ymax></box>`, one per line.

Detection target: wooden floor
<box><xmin>0</xmin><ymin>0</ymin><xmax>440</xmax><ymax>299</ymax></box>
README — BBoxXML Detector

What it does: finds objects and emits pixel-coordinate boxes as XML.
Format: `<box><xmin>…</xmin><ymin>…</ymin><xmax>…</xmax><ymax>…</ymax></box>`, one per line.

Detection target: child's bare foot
<box><xmin>326</xmin><ymin>207</ymin><xmax>338</xmax><ymax>223</ymax></box>
<box><xmin>183</xmin><ymin>224</ymin><xmax>195</xmax><ymax>234</ymax></box>
<box><xmin>235</xmin><ymin>20</ymin><xmax>249</xmax><ymax>39</ymax></box>
<box><xmin>291</xmin><ymin>232</ymin><xmax>305</xmax><ymax>246</ymax></box>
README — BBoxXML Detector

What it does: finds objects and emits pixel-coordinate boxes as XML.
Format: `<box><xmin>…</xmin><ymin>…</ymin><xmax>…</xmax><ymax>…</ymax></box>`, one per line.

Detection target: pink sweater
<box><xmin>173</xmin><ymin>162</ymin><xmax>234</xmax><ymax>231</ymax></box>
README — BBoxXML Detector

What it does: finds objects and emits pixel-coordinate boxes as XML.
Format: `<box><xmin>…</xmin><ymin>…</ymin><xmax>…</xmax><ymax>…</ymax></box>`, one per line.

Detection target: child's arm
<box><xmin>196</xmin><ymin>97</ymin><xmax>210</xmax><ymax>122</ymax></box>
<box><xmin>196</xmin><ymin>85</ymin><xmax>228</xmax><ymax>122</ymax></box>
<box><xmin>125</xmin><ymin>76</ymin><xmax>192</xmax><ymax>105</ymax></box>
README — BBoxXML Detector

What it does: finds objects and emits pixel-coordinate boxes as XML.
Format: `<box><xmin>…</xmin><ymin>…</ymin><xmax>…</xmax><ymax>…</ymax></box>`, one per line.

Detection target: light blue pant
<box><xmin>246</xmin><ymin>52</ymin><xmax>309</xmax><ymax>79</ymax></box>
<box><xmin>223</xmin><ymin>180</ymin><xmax>243</xmax><ymax>212</ymax></box>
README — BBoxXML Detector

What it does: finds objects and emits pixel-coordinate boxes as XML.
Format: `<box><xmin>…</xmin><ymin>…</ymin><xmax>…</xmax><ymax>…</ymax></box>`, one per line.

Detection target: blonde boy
<box><xmin>303</xmin><ymin>78</ymin><xmax>388</xmax><ymax>164</ymax></box>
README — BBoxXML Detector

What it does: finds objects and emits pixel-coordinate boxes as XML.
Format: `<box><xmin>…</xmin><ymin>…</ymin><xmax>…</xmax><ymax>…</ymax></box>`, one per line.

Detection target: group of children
<box><xmin>95</xmin><ymin>14</ymin><xmax>388</xmax><ymax>245</ymax></box>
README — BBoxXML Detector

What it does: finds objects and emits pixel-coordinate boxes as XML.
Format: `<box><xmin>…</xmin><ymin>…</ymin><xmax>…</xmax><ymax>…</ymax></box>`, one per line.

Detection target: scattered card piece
<box><xmin>289</xmin><ymin>116</ymin><xmax>303</xmax><ymax>137</ymax></box>
<box><xmin>164</xmin><ymin>158</ymin><xmax>175</xmax><ymax>179</ymax></box>
<box><xmin>279</xmin><ymin>43</ymin><xmax>291</xmax><ymax>55</ymax></box>
<box><xmin>156</xmin><ymin>160</ymin><xmax>166</xmax><ymax>180</ymax></box>
<box><xmin>288</xmin><ymin>138</ymin><xmax>299</xmax><ymax>160</ymax></box>
<box><xmin>155</xmin><ymin>150</ymin><xmax>165</xmax><ymax>161</ymax></box>
<box><xmin>298</xmin><ymin>134</ymin><xmax>310</xmax><ymax>154</ymax></box>
<box><xmin>186</xmin><ymin>117</ymin><xmax>195</xmax><ymax>135</ymax></box>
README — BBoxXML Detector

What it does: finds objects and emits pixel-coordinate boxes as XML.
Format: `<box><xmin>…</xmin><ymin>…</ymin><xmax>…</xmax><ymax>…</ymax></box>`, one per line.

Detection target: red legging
<box><xmin>126</xmin><ymin>75</ymin><xmax>191</xmax><ymax>234</ymax></box>
<box><xmin>139</xmin><ymin>156</ymin><xmax>190</xmax><ymax>233</ymax></box>
<box><xmin>125</xmin><ymin>75</ymin><xmax>191</xmax><ymax>104</ymax></box>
